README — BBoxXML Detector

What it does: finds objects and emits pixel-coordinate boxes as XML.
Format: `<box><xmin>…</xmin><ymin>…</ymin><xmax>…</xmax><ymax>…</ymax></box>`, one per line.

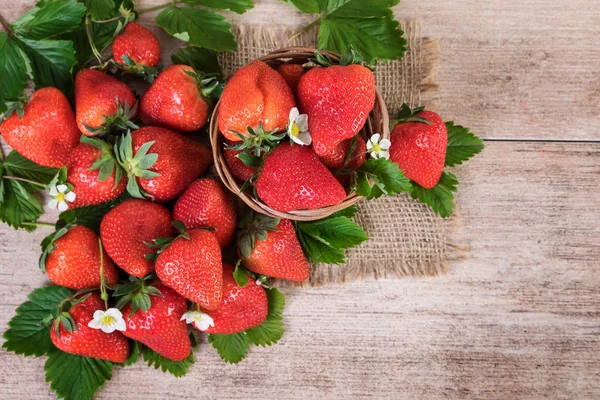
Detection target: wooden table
<box><xmin>1</xmin><ymin>1</ymin><xmax>599</xmax><ymax>398</ymax></box>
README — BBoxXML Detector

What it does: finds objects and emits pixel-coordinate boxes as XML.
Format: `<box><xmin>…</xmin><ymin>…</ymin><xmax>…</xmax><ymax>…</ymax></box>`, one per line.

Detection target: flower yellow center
<box><xmin>55</xmin><ymin>192</ymin><xmax>66</xmax><ymax>202</ymax></box>
<box><xmin>373</xmin><ymin>144</ymin><xmax>381</xmax><ymax>153</ymax></box>
<box><xmin>291</xmin><ymin>123</ymin><xmax>300</xmax><ymax>137</ymax></box>
<box><xmin>100</xmin><ymin>315</ymin><xmax>115</xmax><ymax>327</ymax></box>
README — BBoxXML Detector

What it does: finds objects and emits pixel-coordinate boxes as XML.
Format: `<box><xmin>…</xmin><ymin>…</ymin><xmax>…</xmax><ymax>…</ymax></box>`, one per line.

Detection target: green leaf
<box><xmin>3</xmin><ymin>151</ymin><xmax>58</xmax><ymax>190</ymax></box>
<box><xmin>317</xmin><ymin>0</ymin><xmax>407</xmax><ymax>64</ymax></box>
<box><xmin>12</xmin><ymin>0</ymin><xmax>86</xmax><ymax>40</ymax></box>
<box><xmin>58</xmin><ymin>198</ymin><xmax>122</xmax><ymax>232</ymax></box>
<box><xmin>445</xmin><ymin>121</ymin><xmax>484</xmax><ymax>167</ymax></box>
<box><xmin>245</xmin><ymin>288</ymin><xmax>285</xmax><ymax>346</ymax></box>
<box><xmin>85</xmin><ymin>0</ymin><xmax>117</xmax><ymax>20</ymax></box>
<box><xmin>0</xmin><ymin>179</ymin><xmax>43</xmax><ymax>230</ymax></box>
<box><xmin>45</xmin><ymin>351</ymin><xmax>114</xmax><ymax>400</ymax></box>
<box><xmin>410</xmin><ymin>171</ymin><xmax>458</xmax><ymax>218</ymax></box>
<box><xmin>122</xmin><ymin>340</ymin><xmax>139</xmax><ymax>366</ymax></box>
<box><xmin>0</xmin><ymin>33</ymin><xmax>29</xmax><ymax>115</ymax></box>
<box><xmin>329</xmin><ymin>205</ymin><xmax>358</xmax><ymax>219</ymax></box>
<box><xmin>355</xmin><ymin>158</ymin><xmax>412</xmax><ymax>200</ymax></box>
<box><xmin>3</xmin><ymin>285</ymin><xmax>71</xmax><ymax>357</ymax></box>
<box><xmin>140</xmin><ymin>344</ymin><xmax>194</xmax><ymax>377</ymax></box>
<box><xmin>171</xmin><ymin>46</ymin><xmax>223</xmax><ymax>79</ymax></box>
<box><xmin>232</xmin><ymin>264</ymin><xmax>249</xmax><ymax>287</ymax></box>
<box><xmin>208</xmin><ymin>332</ymin><xmax>249</xmax><ymax>364</ymax></box>
<box><xmin>180</xmin><ymin>0</ymin><xmax>254</xmax><ymax>14</ymax></box>
<box><xmin>284</xmin><ymin>0</ymin><xmax>326</xmax><ymax>13</ymax></box>
<box><xmin>156</xmin><ymin>6</ymin><xmax>237</xmax><ymax>52</ymax></box>
<box><xmin>65</xmin><ymin>15</ymin><xmax>121</xmax><ymax>69</ymax></box>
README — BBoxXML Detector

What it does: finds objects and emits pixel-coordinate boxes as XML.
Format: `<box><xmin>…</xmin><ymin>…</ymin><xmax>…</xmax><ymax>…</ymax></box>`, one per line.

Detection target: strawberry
<box><xmin>75</xmin><ymin>69</ymin><xmax>138</xmax><ymax>136</ymax></box>
<box><xmin>42</xmin><ymin>225</ymin><xmax>119</xmax><ymax>290</ymax></box>
<box><xmin>297</xmin><ymin>63</ymin><xmax>375</xmax><ymax>157</ymax></box>
<box><xmin>67</xmin><ymin>142</ymin><xmax>126</xmax><ymax>209</ymax></box>
<box><xmin>116</xmin><ymin>127</ymin><xmax>213</xmax><ymax>202</ymax></box>
<box><xmin>389</xmin><ymin>109</ymin><xmax>447</xmax><ymax>189</ymax></box>
<box><xmin>120</xmin><ymin>282</ymin><xmax>192</xmax><ymax>361</ymax></box>
<box><xmin>238</xmin><ymin>214</ymin><xmax>310</xmax><ymax>281</ymax></box>
<box><xmin>223</xmin><ymin>144</ymin><xmax>256</xmax><ymax>183</ymax></box>
<box><xmin>195</xmin><ymin>264</ymin><xmax>268</xmax><ymax>334</ymax></box>
<box><xmin>254</xmin><ymin>142</ymin><xmax>346</xmax><ymax>212</ymax></box>
<box><xmin>140</xmin><ymin>65</ymin><xmax>215</xmax><ymax>132</ymax></box>
<box><xmin>155</xmin><ymin>228</ymin><xmax>223</xmax><ymax>310</ymax></box>
<box><xmin>218</xmin><ymin>61</ymin><xmax>295</xmax><ymax>142</ymax></box>
<box><xmin>0</xmin><ymin>87</ymin><xmax>80</xmax><ymax>168</ymax></box>
<box><xmin>319</xmin><ymin>135</ymin><xmax>366</xmax><ymax>171</ymax></box>
<box><xmin>276</xmin><ymin>63</ymin><xmax>305</xmax><ymax>93</ymax></box>
<box><xmin>112</xmin><ymin>22</ymin><xmax>161</xmax><ymax>67</ymax></box>
<box><xmin>173</xmin><ymin>178</ymin><xmax>237</xmax><ymax>248</ymax></box>
<box><xmin>50</xmin><ymin>293</ymin><xmax>129</xmax><ymax>363</ymax></box>
<box><xmin>100</xmin><ymin>199</ymin><xmax>175</xmax><ymax>278</ymax></box>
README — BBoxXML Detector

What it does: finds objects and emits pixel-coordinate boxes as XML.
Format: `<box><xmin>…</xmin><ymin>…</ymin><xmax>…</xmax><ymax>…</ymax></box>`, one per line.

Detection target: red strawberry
<box><xmin>155</xmin><ymin>229</ymin><xmax>223</xmax><ymax>310</ymax></box>
<box><xmin>75</xmin><ymin>69</ymin><xmax>138</xmax><ymax>136</ymax></box>
<box><xmin>297</xmin><ymin>64</ymin><xmax>375</xmax><ymax>156</ymax></box>
<box><xmin>112</xmin><ymin>22</ymin><xmax>161</xmax><ymax>67</ymax></box>
<box><xmin>319</xmin><ymin>135</ymin><xmax>366</xmax><ymax>171</ymax></box>
<box><xmin>389</xmin><ymin>110</ymin><xmax>447</xmax><ymax>189</ymax></box>
<box><xmin>218</xmin><ymin>61</ymin><xmax>295</xmax><ymax>142</ymax></box>
<box><xmin>140</xmin><ymin>65</ymin><xmax>210</xmax><ymax>132</ymax></box>
<box><xmin>67</xmin><ymin>142</ymin><xmax>126</xmax><ymax>208</ymax></box>
<box><xmin>118</xmin><ymin>127</ymin><xmax>213</xmax><ymax>202</ymax></box>
<box><xmin>276</xmin><ymin>63</ymin><xmax>305</xmax><ymax>93</ymax></box>
<box><xmin>255</xmin><ymin>142</ymin><xmax>346</xmax><ymax>212</ymax></box>
<box><xmin>194</xmin><ymin>264</ymin><xmax>268</xmax><ymax>334</ymax></box>
<box><xmin>50</xmin><ymin>293</ymin><xmax>129</xmax><ymax>363</ymax></box>
<box><xmin>44</xmin><ymin>225</ymin><xmax>119</xmax><ymax>290</ymax></box>
<box><xmin>0</xmin><ymin>87</ymin><xmax>80</xmax><ymax>168</ymax></box>
<box><xmin>223</xmin><ymin>143</ymin><xmax>256</xmax><ymax>183</ymax></box>
<box><xmin>100</xmin><ymin>199</ymin><xmax>176</xmax><ymax>278</ymax></box>
<box><xmin>173</xmin><ymin>178</ymin><xmax>237</xmax><ymax>248</ymax></box>
<box><xmin>239</xmin><ymin>216</ymin><xmax>310</xmax><ymax>281</ymax></box>
<box><xmin>121</xmin><ymin>283</ymin><xmax>191</xmax><ymax>361</ymax></box>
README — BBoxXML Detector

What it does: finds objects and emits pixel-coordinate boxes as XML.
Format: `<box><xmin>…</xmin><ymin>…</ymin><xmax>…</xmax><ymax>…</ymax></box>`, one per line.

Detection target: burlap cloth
<box><xmin>219</xmin><ymin>21</ymin><xmax>465</xmax><ymax>286</ymax></box>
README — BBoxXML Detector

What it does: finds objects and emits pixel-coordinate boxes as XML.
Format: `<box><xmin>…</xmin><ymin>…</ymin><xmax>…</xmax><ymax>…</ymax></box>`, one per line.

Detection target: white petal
<box><xmin>88</xmin><ymin>319</ymin><xmax>102</xmax><ymax>329</ymax></box>
<box><xmin>370</xmin><ymin>133</ymin><xmax>381</xmax><ymax>144</ymax></box>
<box><xmin>366</xmin><ymin>140</ymin><xmax>374</xmax><ymax>150</ymax></box>
<box><xmin>288</xmin><ymin>107</ymin><xmax>300</xmax><ymax>121</ymax></box>
<box><xmin>379</xmin><ymin>138</ymin><xmax>391</xmax><ymax>150</ymax></box>
<box><xmin>297</xmin><ymin>131</ymin><xmax>312</xmax><ymax>146</ymax></box>
<box><xmin>290</xmin><ymin>134</ymin><xmax>304</xmax><ymax>146</ymax></box>
<box><xmin>181</xmin><ymin>311</ymin><xmax>199</xmax><ymax>324</ymax></box>
<box><xmin>100</xmin><ymin>324</ymin><xmax>116</xmax><ymax>334</ymax></box>
<box><xmin>370</xmin><ymin>151</ymin><xmax>379</xmax><ymax>159</ymax></box>
<box><xmin>296</xmin><ymin>114</ymin><xmax>309</xmax><ymax>131</ymax></box>
<box><xmin>380</xmin><ymin>150</ymin><xmax>390</xmax><ymax>160</ymax></box>
<box><xmin>58</xmin><ymin>201</ymin><xmax>69</xmax><ymax>212</ymax></box>
<box><xmin>256</xmin><ymin>279</ymin><xmax>262</xmax><ymax>285</ymax></box>
<box><xmin>93</xmin><ymin>310</ymin><xmax>106</xmax><ymax>319</ymax></box>
<box><xmin>57</xmin><ymin>184</ymin><xmax>68</xmax><ymax>193</ymax></box>
<box><xmin>48</xmin><ymin>199</ymin><xmax>58</xmax><ymax>209</ymax></box>
<box><xmin>48</xmin><ymin>186</ymin><xmax>58</xmax><ymax>196</ymax></box>
<box><xmin>105</xmin><ymin>308</ymin><xmax>122</xmax><ymax>319</ymax></box>
<box><xmin>115</xmin><ymin>318</ymin><xmax>127</xmax><ymax>332</ymax></box>
<box><xmin>65</xmin><ymin>191</ymin><xmax>76</xmax><ymax>202</ymax></box>
<box><xmin>194</xmin><ymin>315</ymin><xmax>214</xmax><ymax>331</ymax></box>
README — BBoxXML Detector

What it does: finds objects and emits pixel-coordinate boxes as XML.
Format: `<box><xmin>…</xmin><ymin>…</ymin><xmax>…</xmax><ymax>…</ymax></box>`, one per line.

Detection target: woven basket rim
<box><xmin>210</xmin><ymin>47</ymin><xmax>389</xmax><ymax>222</ymax></box>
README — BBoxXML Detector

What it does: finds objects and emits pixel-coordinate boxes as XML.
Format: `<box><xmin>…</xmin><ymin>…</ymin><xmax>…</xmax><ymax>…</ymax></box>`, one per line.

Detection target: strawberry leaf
<box><xmin>3</xmin><ymin>285</ymin><xmax>72</xmax><ymax>357</ymax></box>
<box><xmin>57</xmin><ymin>197</ymin><xmax>123</xmax><ymax>232</ymax></box>
<box><xmin>179</xmin><ymin>0</ymin><xmax>255</xmax><ymax>14</ymax></box>
<box><xmin>3</xmin><ymin>150</ymin><xmax>59</xmax><ymax>190</ymax></box>
<box><xmin>12</xmin><ymin>0</ymin><xmax>85</xmax><ymax>40</ymax></box>
<box><xmin>84</xmin><ymin>0</ymin><xmax>117</xmax><ymax>20</ymax></box>
<box><xmin>140</xmin><ymin>344</ymin><xmax>194</xmax><ymax>377</ymax></box>
<box><xmin>284</xmin><ymin>0</ymin><xmax>327</xmax><ymax>14</ymax></box>
<box><xmin>171</xmin><ymin>47</ymin><xmax>223</xmax><ymax>79</ymax></box>
<box><xmin>445</xmin><ymin>121</ymin><xmax>484</xmax><ymax>167</ymax></box>
<box><xmin>410</xmin><ymin>171</ymin><xmax>458</xmax><ymax>218</ymax></box>
<box><xmin>0</xmin><ymin>33</ymin><xmax>30</xmax><ymax>115</ymax></box>
<box><xmin>245</xmin><ymin>288</ymin><xmax>285</xmax><ymax>347</ymax></box>
<box><xmin>208</xmin><ymin>332</ymin><xmax>249</xmax><ymax>364</ymax></box>
<box><xmin>0</xmin><ymin>179</ymin><xmax>43</xmax><ymax>231</ymax></box>
<box><xmin>44</xmin><ymin>351</ymin><xmax>114</xmax><ymax>400</ymax></box>
<box><xmin>355</xmin><ymin>158</ymin><xmax>412</xmax><ymax>200</ymax></box>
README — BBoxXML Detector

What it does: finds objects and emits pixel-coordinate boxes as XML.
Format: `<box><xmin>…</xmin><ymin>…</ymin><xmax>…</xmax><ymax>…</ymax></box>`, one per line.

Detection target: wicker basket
<box><xmin>209</xmin><ymin>46</ymin><xmax>389</xmax><ymax>222</ymax></box>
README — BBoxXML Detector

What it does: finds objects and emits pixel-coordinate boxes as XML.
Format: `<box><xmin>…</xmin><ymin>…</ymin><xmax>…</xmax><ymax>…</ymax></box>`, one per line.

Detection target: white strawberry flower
<box><xmin>287</xmin><ymin>107</ymin><xmax>311</xmax><ymax>146</ymax></box>
<box><xmin>181</xmin><ymin>311</ymin><xmax>214</xmax><ymax>331</ymax></box>
<box><xmin>88</xmin><ymin>308</ymin><xmax>126</xmax><ymax>333</ymax></box>
<box><xmin>367</xmin><ymin>133</ymin><xmax>391</xmax><ymax>160</ymax></box>
<box><xmin>48</xmin><ymin>184</ymin><xmax>76</xmax><ymax>212</ymax></box>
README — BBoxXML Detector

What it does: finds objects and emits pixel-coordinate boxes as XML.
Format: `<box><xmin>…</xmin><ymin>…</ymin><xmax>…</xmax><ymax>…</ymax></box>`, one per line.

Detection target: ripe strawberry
<box><xmin>121</xmin><ymin>283</ymin><xmax>191</xmax><ymax>361</ymax></box>
<box><xmin>195</xmin><ymin>264</ymin><xmax>268</xmax><ymax>334</ymax></box>
<box><xmin>112</xmin><ymin>22</ymin><xmax>161</xmax><ymax>67</ymax></box>
<box><xmin>297</xmin><ymin>64</ymin><xmax>375</xmax><ymax>157</ymax></box>
<box><xmin>50</xmin><ymin>293</ymin><xmax>129</xmax><ymax>363</ymax></box>
<box><xmin>155</xmin><ymin>229</ymin><xmax>223</xmax><ymax>310</ymax></box>
<box><xmin>173</xmin><ymin>178</ymin><xmax>237</xmax><ymax>248</ymax></box>
<box><xmin>67</xmin><ymin>142</ymin><xmax>126</xmax><ymax>209</ymax></box>
<box><xmin>75</xmin><ymin>69</ymin><xmax>138</xmax><ymax>136</ymax></box>
<box><xmin>255</xmin><ymin>142</ymin><xmax>346</xmax><ymax>212</ymax></box>
<box><xmin>140</xmin><ymin>65</ymin><xmax>212</xmax><ymax>132</ymax></box>
<box><xmin>223</xmin><ymin>144</ymin><xmax>256</xmax><ymax>183</ymax></box>
<box><xmin>0</xmin><ymin>87</ymin><xmax>80</xmax><ymax>168</ymax></box>
<box><xmin>319</xmin><ymin>135</ymin><xmax>366</xmax><ymax>171</ymax></box>
<box><xmin>238</xmin><ymin>215</ymin><xmax>310</xmax><ymax>281</ymax></box>
<box><xmin>276</xmin><ymin>63</ymin><xmax>305</xmax><ymax>93</ymax></box>
<box><xmin>100</xmin><ymin>199</ymin><xmax>175</xmax><ymax>278</ymax></box>
<box><xmin>218</xmin><ymin>61</ymin><xmax>295</xmax><ymax>142</ymax></box>
<box><xmin>117</xmin><ymin>127</ymin><xmax>213</xmax><ymax>202</ymax></box>
<box><xmin>43</xmin><ymin>225</ymin><xmax>119</xmax><ymax>290</ymax></box>
<box><xmin>389</xmin><ymin>110</ymin><xmax>447</xmax><ymax>189</ymax></box>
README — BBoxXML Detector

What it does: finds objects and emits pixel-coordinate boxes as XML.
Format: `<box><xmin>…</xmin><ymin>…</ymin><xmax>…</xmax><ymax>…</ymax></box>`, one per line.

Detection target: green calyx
<box><xmin>182</xmin><ymin>69</ymin><xmax>224</xmax><ymax>100</ymax></box>
<box><xmin>0</xmin><ymin>97</ymin><xmax>27</xmax><ymax>121</ymax></box>
<box><xmin>236</xmin><ymin>211</ymin><xmax>280</xmax><ymax>259</ymax></box>
<box><xmin>312</xmin><ymin>45</ymin><xmax>365</xmax><ymax>68</ymax></box>
<box><xmin>83</xmin><ymin>99</ymin><xmax>139</xmax><ymax>136</ymax></box>
<box><xmin>394</xmin><ymin>103</ymin><xmax>432</xmax><ymax>126</ymax></box>
<box><xmin>114</xmin><ymin>130</ymin><xmax>160</xmax><ymax>200</ymax></box>
<box><xmin>39</xmin><ymin>224</ymin><xmax>70</xmax><ymax>273</ymax></box>
<box><xmin>51</xmin><ymin>291</ymin><xmax>93</xmax><ymax>338</ymax></box>
<box><xmin>226</xmin><ymin>122</ymin><xmax>286</xmax><ymax>158</ymax></box>
<box><xmin>113</xmin><ymin>274</ymin><xmax>163</xmax><ymax>318</ymax></box>
<box><xmin>116</xmin><ymin>55</ymin><xmax>162</xmax><ymax>84</ymax></box>
<box><xmin>81</xmin><ymin>136</ymin><xmax>124</xmax><ymax>189</ymax></box>
<box><xmin>143</xmin><ymin>220</ymin><xmax>189</xmax><ymax>262</ymax></box>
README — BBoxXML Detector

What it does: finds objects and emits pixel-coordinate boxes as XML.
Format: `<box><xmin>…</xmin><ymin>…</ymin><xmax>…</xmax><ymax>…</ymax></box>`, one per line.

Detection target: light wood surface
<box><xmin>1</xmin><ymin>1</ymin><xmax>599</xmax><ymax>399</ymax></box>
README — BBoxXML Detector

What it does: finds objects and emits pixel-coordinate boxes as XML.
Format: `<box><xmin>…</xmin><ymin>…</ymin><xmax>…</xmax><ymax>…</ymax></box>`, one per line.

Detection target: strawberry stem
<box><xmin>288</xmin><ymin>18</ymin><xmax>321</xmax><ymax>42</ymax></box>
<box><xmin>2</xmin><ymin>175</ymin><xmax>47</xmax><ymax>188</ymax></box>
<box><xmin>85</xmin><ymin>16</ymin><xmax>104</xmax><ymax>65</ymax></box>
<box><xmin>98</xmin><ymin>237</ymin><xmax>109</xmax><ymax>310</ymax></box>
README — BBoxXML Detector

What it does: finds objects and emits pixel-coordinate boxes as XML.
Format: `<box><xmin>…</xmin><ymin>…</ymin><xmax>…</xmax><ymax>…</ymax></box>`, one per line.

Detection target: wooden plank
<box><xmin>0</xmin><ymin>142</ymin><xmax>598</xmax><ymax>399</ymax></box>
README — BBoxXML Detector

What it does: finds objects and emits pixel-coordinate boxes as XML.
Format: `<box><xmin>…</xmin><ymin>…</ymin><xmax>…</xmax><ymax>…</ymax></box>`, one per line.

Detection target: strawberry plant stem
<box><xmin>288</xmin><ymin>18</ymin><xmax>321</xmax><ymax>41</ymax></box>
<box><xmin>21</xmin><ymin>221</ymin><xmax>55</xmax><ymax>228</ymax></box>
<box><xmin>3</xmin><ymin>175</ymin><xmax>47</xmax><ymax>188</ymax></box>
<box><xmin>92</xmin><ymin>14</ymin><xmax>126</xmax><ymax>24</ymax></box>
<box><xmin>85</xmin><ymin>16</ymin><xmax>104</xmax><ymax>65</ymax></box>
<box><xmin>98</xmin><ymin>238</ymin><xmax>109</xmax><ymax>309</ymax></box>
<box><xmin>0</xmin><ymin>13</ymin><xmax>12</xmax><ymax>36</ymax></box>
